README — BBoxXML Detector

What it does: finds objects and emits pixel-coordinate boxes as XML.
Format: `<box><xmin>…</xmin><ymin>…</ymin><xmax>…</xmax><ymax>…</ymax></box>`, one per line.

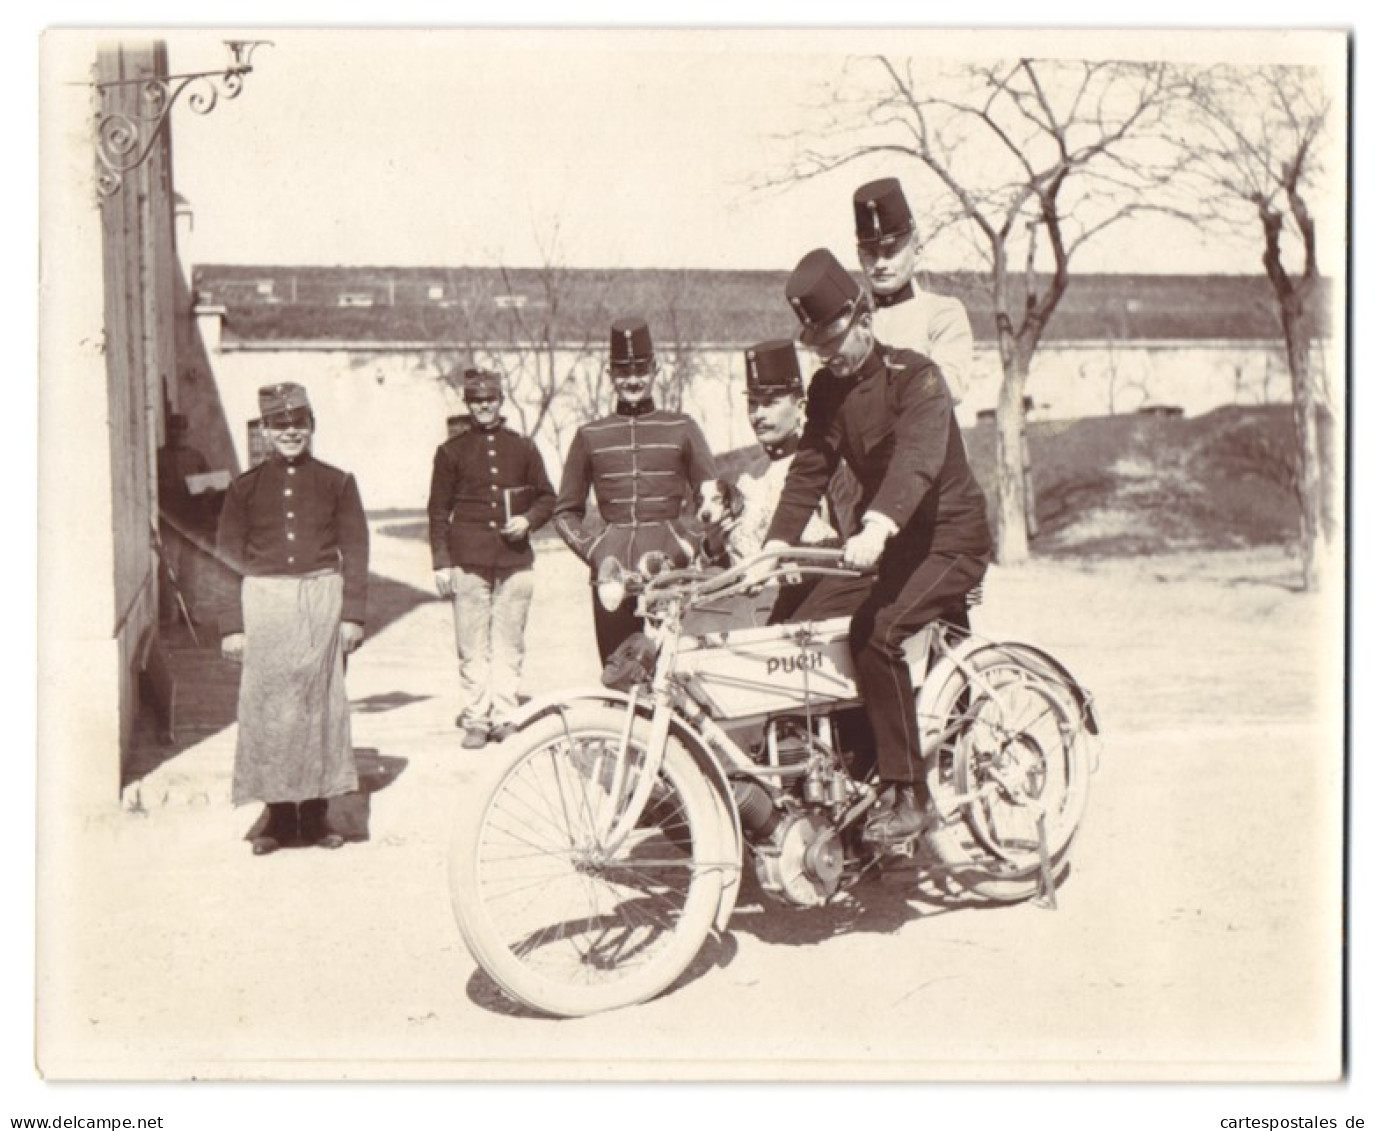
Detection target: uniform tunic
<box><xmin>554</xmin><ymin>399</ymin><xmax>716</xmax><ymax>660</ymax></box>
<box><xmin>426</xmin><ymin>420</ymin><xmax>555</xmax><ymax>727</ymax></box>
<box><xmin>870</xmin><ymin>281</ymin><xmax>974</xmax><ymax>406</ymax></box>
<box><xmin>426</xmin><ymin>421</ymin><xmax>555</xmax><ymax>571</ymax></box>
<box><xmin>216</xmin><ymin>453</ymin><xmax>369</xmax><ymax>805</ymax></box>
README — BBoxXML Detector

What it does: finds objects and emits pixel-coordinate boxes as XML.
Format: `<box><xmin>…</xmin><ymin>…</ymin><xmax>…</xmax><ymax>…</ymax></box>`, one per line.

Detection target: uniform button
<box><xmin>488</xmin><ymin>521</ymin><xmax>497</xmax><ymax>529</ymax></box>
<box><xmin>287</xmin><ymin>532</ymin><xmax>295</xmax><ymax>541</ymax></box>
<box><xmin>490</xmin><ymin>484</ymin><xmax>499</xmax><ymax>491</ymax></box>
<box><xmin>490</xmin><ymin>501</ymin><xmax>498</xmax><ymax>508</ymax></box>
<box><xmin>287</xmin><ymin>556</ymin><xmax>295</xmax><ymax>564</ymax></box>
<box><xmin>287</xmin><ymin>467</ymin><xmax>296</xmax><ymax>475</ymax></box>
<box><xmin>286</xmin><ymin>511</ymin><xmax>295</xmax><ymax>519</ymax></box>
<box><xmin>490</xmin><ymin>465</ymin><xmax>498</xmax><ymax>473</ymax></box>
<box><xmin>284</xmin><ymin>488</ymin><xmax>293</xmax><ymax>497</ymax></box>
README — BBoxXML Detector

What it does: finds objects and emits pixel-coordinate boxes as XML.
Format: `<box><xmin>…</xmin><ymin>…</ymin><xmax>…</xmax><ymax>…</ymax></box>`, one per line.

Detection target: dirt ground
<box><xmin>35</xmin><ymin>525</ymin><xmax>1345</xmax><ymax>1082</ymax></box>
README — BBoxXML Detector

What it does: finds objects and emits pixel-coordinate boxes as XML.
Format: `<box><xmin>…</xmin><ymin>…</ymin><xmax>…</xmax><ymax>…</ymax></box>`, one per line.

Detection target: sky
<box><xmin>13</xmin><ymin>6</ymin><xmax>1374</xmax><ymax>1131</ymax></box>
<box><xmin>76</xmin><ymin>26</ymin><xmax>1346</xmax><ymax>276</ymax></box>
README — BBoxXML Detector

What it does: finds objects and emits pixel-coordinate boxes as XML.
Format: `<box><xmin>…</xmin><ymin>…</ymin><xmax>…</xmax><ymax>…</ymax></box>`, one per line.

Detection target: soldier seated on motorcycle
<box><xmin>760</xmin><ymin>248</ymin><xmax>992</xmax><ymax>846</ymax></box>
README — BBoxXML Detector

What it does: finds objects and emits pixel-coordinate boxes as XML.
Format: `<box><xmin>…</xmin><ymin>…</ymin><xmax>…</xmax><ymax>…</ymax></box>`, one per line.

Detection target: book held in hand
<box><xmin>503</xmin><ymin>486</ymin><xmax>536</xmax><ymax>525</ymax></box>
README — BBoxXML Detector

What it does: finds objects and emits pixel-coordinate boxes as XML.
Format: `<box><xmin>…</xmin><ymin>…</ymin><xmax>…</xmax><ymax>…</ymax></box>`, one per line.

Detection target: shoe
<box><xmin>258</xmin><ymin>801</ymin><xmax>299</xmax><ymax>849</ymax></box>
<box><xmin>863</xmin><ymin>783</ymin><xmax>932</xmax><ymax>845</ymax></box>
<box><xmin>461</xmin><ymin>725</ymin><xmax>489</xmax><ymax>749</ymax></box>
<box><xmin>297</xmin><ymin>798</ymin><xmax>345</xmax><ymax>849</ymax></box>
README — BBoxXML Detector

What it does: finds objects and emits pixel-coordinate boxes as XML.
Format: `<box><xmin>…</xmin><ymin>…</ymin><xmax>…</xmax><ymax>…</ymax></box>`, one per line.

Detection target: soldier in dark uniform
<box><xmin>554</xmin><ymin>317</ymin><xmax>717</xmax><ymax>663</ymax></box>
<box><xmin>216</xmin><ymin>383</ymin><xmax>369</xmax><ymax>855</ymax></box>
<box><xmin>427</xmin><ymin>368</ymin><xmax>555</xmax><ymax>748</ymax></box>
<box><xmin>763</xmin><ymin>249</ymin><xmax>991</xmax><ymax>845</ymax></box>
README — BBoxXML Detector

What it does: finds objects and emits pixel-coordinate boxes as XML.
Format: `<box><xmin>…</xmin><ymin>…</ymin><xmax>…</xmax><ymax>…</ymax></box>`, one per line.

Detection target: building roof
<box><xmin>192</xmin><ymin>263</ymin><xmax>1331</xmax><ymax>347</ymax></box>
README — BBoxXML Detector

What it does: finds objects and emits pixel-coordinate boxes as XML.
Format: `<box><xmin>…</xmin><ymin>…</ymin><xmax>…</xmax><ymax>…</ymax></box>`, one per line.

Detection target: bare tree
<box><xmin>421</xmin><ymin>226</ymin><xmax>611</xmax><ymax>454</ymax></box>
<box><xmin>775</xmin><ymin>56</ymin><xmax>1189</xmax><ymax>563</ymax></box>
<box><xmin>1177</xmin><ymin>64</ymin><xmax>1338</xmax><ymax>590</ymax></box>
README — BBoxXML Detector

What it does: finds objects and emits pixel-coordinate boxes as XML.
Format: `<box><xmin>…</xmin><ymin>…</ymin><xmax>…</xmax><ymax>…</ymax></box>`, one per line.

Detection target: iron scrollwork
<box><xmin>94</xmin><ymin>40</ymin><xmax>272</xmax><ymax>198</ymax></box>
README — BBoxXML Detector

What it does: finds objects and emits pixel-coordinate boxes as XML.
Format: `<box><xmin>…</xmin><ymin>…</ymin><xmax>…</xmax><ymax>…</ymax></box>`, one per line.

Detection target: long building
<box><xmin>187</xmin><ymin>264</ymin><xmax>1333</xmax><ymax>509</ymax></box>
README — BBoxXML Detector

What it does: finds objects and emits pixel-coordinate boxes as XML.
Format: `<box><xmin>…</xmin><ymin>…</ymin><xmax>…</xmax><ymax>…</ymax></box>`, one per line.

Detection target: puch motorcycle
<box><xmin>448</xmin><ymin>547</ymin><xmax>1100</xmax><ymax>1018</ymax></box>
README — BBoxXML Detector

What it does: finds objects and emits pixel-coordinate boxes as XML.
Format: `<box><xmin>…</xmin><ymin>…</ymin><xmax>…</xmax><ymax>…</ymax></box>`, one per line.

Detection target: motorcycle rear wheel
<box><xmin>923</xmin><ymin>648</ymin><xmax>1092</xmax><ymax>902</ymax></box>
<box><xmin>449</xmin><ymin>706</ymin><xmax>727</xmax><ymax>1017</ymax></box>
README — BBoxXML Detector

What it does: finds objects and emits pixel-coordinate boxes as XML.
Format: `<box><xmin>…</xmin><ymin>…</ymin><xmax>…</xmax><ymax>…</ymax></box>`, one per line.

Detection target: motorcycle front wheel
<box><xmin>923</xmin><ymin>648</ymin><xmax>1093</xmax><ymax>902</ymax></box>
<box><xmin>448</xmin><ymin>705</ymin><xmax>728</xmax><ymax>1017</ymax></box>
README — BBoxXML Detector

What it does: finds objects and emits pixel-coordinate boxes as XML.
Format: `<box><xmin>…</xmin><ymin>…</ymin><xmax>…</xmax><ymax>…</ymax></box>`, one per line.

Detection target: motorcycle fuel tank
<box><xmin>675</xmin><ymin>617</ymin><xmax>934</xmax><ymax>723</ymax></box>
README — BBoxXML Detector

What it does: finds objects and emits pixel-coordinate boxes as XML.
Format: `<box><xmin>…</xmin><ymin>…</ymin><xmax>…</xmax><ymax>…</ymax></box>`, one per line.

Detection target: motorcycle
<box><xmin>448</xmin><ymin>546</ymin><xmax>1100</xmax><ymax>1018</ymax></box>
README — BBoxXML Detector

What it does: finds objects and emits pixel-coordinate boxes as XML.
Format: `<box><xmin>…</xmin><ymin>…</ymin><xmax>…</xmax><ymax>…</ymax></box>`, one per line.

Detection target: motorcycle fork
<box><xmin>599</xmin><ymin>627</ymin><xmax>683</xmax><ymax>855</ymax></box>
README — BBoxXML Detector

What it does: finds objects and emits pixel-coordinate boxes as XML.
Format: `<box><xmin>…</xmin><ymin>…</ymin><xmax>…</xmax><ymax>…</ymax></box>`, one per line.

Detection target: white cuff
<box><xmin>862</xmin><ymin>511</ymin><xmax>899</xmax><ymax>540</ymax></box>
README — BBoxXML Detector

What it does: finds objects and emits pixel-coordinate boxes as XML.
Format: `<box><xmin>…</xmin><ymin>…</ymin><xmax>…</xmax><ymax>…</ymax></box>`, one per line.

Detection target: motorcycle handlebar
<box><xmin>640</xmin><ymin>546</ymin><xmax>863</xmax><ymax>611</ymax></box>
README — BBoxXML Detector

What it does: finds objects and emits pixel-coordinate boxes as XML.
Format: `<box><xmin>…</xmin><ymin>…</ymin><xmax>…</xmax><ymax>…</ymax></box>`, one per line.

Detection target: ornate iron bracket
<box><xmin>93</xmin><ymin>40</ymin><xmax>272</xmax><ymax>198</ymax></box>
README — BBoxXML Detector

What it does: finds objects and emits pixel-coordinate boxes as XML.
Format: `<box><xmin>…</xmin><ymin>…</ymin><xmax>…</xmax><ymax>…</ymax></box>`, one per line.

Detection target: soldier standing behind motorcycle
<box><xmin>554</xmin><ymin>317</ymin><xmax>717</xmax><ymax>664</ymax></box>
<box><xmin>853</xmin><ymin>176</ymin><xmax>974</xmax><ymax>407</ymax></box>
<box><xmin>701</xmin><ymin>339</ymin><xmax>860</xmax><ymax>568</ymax></box>
<box><xmin>763</xmin><ymin>248</ymin><xmax>992</xmax><ymax>846</ymax></box>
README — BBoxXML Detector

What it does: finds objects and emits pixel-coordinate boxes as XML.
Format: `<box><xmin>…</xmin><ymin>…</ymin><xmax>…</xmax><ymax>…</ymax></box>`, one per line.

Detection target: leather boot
<box><xmin>252</xmin><ymin>801</ymin><xmax>298</xmax><ymax>856</ymax></box>
<box><xmin>298</xmin><ymin>798</ymin><xmax>345</xmax><ymax>850</ymax></box>
<box><xmin>863</xmin><ymin>782</ymin><xmax>931</xmax><ymax>845</ymax></box>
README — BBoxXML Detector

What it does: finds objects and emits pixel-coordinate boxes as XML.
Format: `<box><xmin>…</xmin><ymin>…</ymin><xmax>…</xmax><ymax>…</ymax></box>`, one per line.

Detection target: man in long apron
<box><xmin>216</xmin><ymin>383</ymin><xmax>369</xmax><ymax>855</ymax></box>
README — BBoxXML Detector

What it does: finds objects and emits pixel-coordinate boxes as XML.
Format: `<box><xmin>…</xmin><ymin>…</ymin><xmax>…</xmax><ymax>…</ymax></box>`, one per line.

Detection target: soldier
<box><xmin>763</xmin><ymin>249</ymin><xmax>991</xmax><ymax>846</ymax></box>
<box><xmin>216</xmin><ymin>383</ymin><xmax>369</xmax><ymax>855</ymax></box>
<box><xmin>427</xmin><ymin>368</ymin><xmax>555</xmax><ymax>748</ymax></box>
<box><xmin>700</xmin><ymin>340</ymin><xmax>857</xmax><ymax>568</ymax></box>
<box><xmin>853</xmin><ymin>177</ymin><xmax>974</xmax><ymax>405</ymax></box>
<box><xmin>554</xmin><ymin>317</ymin><xmax>716</xmax><ymax>663</ymax></box>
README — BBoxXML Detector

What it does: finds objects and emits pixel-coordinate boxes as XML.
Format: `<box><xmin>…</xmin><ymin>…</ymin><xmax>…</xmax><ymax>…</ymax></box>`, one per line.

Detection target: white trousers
<box><xmin>450</xmin><ymin>565</ymin><xmax>535</xmax><ymax>728</ymax></box>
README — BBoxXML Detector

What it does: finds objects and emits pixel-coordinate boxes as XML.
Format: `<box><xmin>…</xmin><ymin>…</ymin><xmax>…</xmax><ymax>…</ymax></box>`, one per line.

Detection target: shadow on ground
<box><xmin>125</xmin><ymin>569</ymin><xmax>432</xmax><ymax>789</ymax></box>
<box><xmin>723</xmin><ymin>852</ymin><xmax>1042</xmax><ymax>948</ymax></box>
<box><xmin>461</xmin><ymin>922</ymin><xmax>739</xmax><ymax>1020</ymax></box>
<box><xmin>241</xmin><ymin>748</ymin><xmax>409</xmax><ymax>845</ymax></box>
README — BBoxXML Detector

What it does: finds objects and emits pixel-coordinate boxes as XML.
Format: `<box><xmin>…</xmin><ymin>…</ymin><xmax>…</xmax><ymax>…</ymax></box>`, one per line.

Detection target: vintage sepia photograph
<box><xmin>29</xmin><ymin>18</ymin><xmax>1354</xmax><ymax>1115</ymax></box>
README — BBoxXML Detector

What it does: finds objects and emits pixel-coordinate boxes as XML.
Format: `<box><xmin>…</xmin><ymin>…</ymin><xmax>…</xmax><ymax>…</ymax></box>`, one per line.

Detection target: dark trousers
<box><xmin>592</xmin><ymin>594</ymin><xmax>645</xmax><ymax>666</ymax></box>
<box><xmin>773</xmin><ymin>552</ymin><xmax>987</xmax><ymax>795</ymax></box>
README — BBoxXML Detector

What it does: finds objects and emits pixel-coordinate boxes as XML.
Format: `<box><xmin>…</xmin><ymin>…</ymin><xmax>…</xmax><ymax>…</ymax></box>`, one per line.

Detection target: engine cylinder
<box><xmin>732</xmin><ymin>779</ymin><xmax>781</xmax><ymax>839</ymax></box>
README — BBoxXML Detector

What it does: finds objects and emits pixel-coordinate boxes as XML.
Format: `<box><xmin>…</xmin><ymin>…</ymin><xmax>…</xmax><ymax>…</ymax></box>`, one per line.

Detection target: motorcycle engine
<box><xmin>752</xmin><ymin>812</ymin><xmax>845</xmax><ymax>907</ymax></box>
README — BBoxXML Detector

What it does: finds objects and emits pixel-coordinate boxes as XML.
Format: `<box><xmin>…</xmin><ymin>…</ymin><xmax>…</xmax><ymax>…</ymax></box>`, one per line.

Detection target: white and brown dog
<box><xmin>695</xmin><ymin>477</ymin><xmax>748</xmax><ymax>565</ymax></box>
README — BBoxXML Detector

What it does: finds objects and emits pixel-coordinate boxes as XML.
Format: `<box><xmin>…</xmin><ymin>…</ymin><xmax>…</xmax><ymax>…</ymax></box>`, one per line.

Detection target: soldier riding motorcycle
<box><xmin>447</xmin><ymin>546</ymin><xmax>1100</xmax><ymax>1018</ymax></box>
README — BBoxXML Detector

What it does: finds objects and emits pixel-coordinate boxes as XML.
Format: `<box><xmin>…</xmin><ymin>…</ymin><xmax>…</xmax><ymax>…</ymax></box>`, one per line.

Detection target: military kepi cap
<box><xmin>853</xmin><ymin>177</ymin><xmax>916</xmax><ymax>247</ymax></box>
<box><xmin>258</xmin><ymin>382</ymin><xmax>311</xmax><ymax>418</ymax></box>
<box><xmin>786</xmin><ymin>249</ymin><xmax>866</xmax><ymax>347</ymax></box>
<box><xmin>744</xmin><ymin>340</ymin><xmax>803</xmax><ymax>397</ymax></box>
<box><xmin>462</xmin><ymin>368</ymin><xmax>503</xmax><ymax>399</ymax></box>
<box><xmin>609</xmin><ymin>317</ymin><xmax>657</xmax><ymax>377</ymax></box>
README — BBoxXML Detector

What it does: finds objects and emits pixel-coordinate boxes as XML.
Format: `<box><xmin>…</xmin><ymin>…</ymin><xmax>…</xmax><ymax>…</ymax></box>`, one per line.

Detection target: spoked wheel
<box><xmin>448</xmin><ymin>706</ymin><xmax>729</xmax><ymax>1017</ymax></box>
<box><xmin>923</xmin><ymin>649</ymin><xmax>1093</xmax><ymax>902</ymax></box>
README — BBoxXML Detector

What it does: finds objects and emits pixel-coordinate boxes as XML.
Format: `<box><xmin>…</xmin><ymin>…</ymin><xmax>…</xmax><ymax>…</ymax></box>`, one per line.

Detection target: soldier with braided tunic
<box><xmin>554</xmin><ymin>317</ymin><xmax>717</xmax><ymax>663</ymax></box>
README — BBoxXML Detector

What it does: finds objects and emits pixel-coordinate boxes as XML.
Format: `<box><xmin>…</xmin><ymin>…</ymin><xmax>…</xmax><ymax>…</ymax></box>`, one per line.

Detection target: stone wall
<box><xmin>194</xmin><ymin>325</ymin><xmax>1318</xmax><ymax>511</ymax></box>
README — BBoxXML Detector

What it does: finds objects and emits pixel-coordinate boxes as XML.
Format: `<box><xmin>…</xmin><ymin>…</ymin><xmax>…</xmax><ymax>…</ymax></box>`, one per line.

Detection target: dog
<box><xmin>694</xmin><ymin>477</ymin><xmax>749</xmax><ymax>565</ymax></box>
<box><xmin>696</xmin><ymin>477</ymin><xmax>745</xmax><ymax>529</ymax></box>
